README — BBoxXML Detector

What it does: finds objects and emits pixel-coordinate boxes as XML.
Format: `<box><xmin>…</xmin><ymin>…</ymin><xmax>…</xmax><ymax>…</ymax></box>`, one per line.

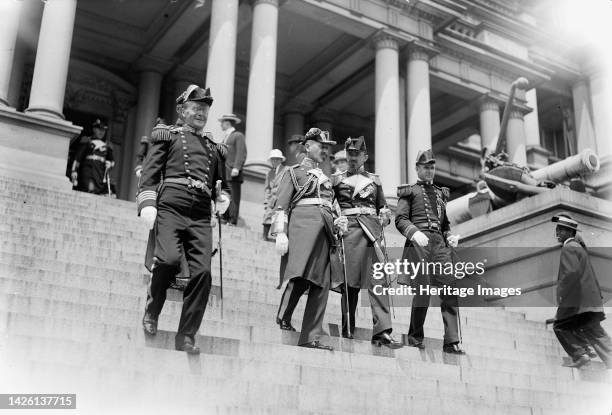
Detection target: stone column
<box><xmin>283</xmin><ymin>99</ymin><xmax>309</xmax><ymax>165</ymax></box>
<box><xmin>205</xmin><ymin>0</ymin><xmax>239</xmax><ymax>141</ymax></box>
<box><xmin>523</xmin><ymin>88</ymin><xmax>541</xmax><ymax>147</ymax></box>
<box><xmin>0</xmin><ymin>0</ymin><xmax>23</xmax><ymax>106</ymax></box>
<box><xmin>479</xmin><ymin>97</ymin><xmax>501</xmax><ymax>153</ymax></box>
<box><xmin>244</xmin><ymin>0</ymin><xmax>279</xmax><ymax>164</ymax></box>
<box><xmin>374</xmin><ymin>33</ymin><xmax>401</xmax><ymax>193</ymax></box>
<box><xmin>406</xmin><ymin>45</ymin><xmax>433</xmax><ymax>184</ymax></box>
<box><xmin>399</xmin><ymin>75</ymin><xmax>407</xmax><ymax>183</ymax></box>
<box><xmin>572</xmin><ymin>78</ymin><xmax>597</xmax><ymax>152</ymax></box>
<box><xmin>506</xmin><ymin>109</ymin><xmax>527</xmax><ymax>166</ymax></box>
<box><xmin>25</xmin><ymin>0</ymin><xmax>77</xmax><ymax>118</ymax></box>
<box><xmin>127</xmin><ymin>71</ymin><xmax>163</xmax><ymax>198</ymax></box>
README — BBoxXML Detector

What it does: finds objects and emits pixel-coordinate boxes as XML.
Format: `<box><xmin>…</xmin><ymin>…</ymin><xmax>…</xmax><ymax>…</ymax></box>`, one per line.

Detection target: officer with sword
<box><xmin>331</xmin><ymin>136</ymin><xmax>402</xmax><ymax>348</ymax></box>
<box><xmin>138</xmin><ymin>84</ymin><xmax>231</xmax><ymax>354</ymax></box>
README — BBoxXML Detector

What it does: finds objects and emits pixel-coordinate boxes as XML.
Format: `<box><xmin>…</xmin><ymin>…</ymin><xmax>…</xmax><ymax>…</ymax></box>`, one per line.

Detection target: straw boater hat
<box><xmin>268</xmin><ymin>149</ymin><xmax>286</xmax><ymax>162</ymax></box>
<box><xmin>551</xmin><ymin>212</ymin><xmax>580</xmax><ymax>232</ymax></box>
<box><xmin>218</xmin><ymin>114</ymin><xmax>242</xmax><ymax>124</ymax></box>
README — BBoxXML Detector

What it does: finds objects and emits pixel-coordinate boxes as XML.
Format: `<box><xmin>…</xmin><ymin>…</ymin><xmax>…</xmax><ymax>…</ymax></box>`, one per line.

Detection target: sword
<box><xmin>339</xmin><ymin>234</ymin><xmax>352</xmax><ymax>339</ymax></box>
<box><xmin>380</xmin><ymin>225</ymin><xmax>396</xmax><ymax>319</ymax></box>
<box><xmin>215</xmin><ymin>180</ymin><xmax>224</xmax><ymax>319</ymax></box>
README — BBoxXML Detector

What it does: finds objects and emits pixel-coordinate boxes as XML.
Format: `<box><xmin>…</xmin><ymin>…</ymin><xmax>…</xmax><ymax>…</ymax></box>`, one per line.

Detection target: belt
<box><xmin>341</xmin><ymin>207</ymin><xmax>377</xmax><ymax>216</ymax></box>
<box><xmin>416</xmin><ymin>222</ymin><xmax>442</xmax><ymax>232</ymax></box>
<box><xmin>295</xmin><ymin>198</ymin><xmax>333</xmax><ymax>209</ymax></box>
<box><xmin>85</xmin><ymin>155</ymin><xmax>106</xmax><ymax>163</ymax></box>
<box><xmin>164</xmin><ymin>177</ymin><xmax>211</xmax><ymax>196</ymax></box>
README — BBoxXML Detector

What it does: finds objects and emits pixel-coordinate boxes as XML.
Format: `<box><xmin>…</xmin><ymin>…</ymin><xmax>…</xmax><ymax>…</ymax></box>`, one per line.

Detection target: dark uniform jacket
<box><xmin>273</xmin><ymin>157</ymin><xmax>342</xmax><ymax>289</ymax></box>
<box><xmin>395</xmin><ymin>182</ymin><xmax>453</xmax><ymax>286</ymax></box>
<box><xmin>332</xmin><ymin>169</ymin><xmax>386</xmax><ymax>288</ymax></box>
<box><xmin>555</xmin><ymin>237</ymin><xmax>605</xmax><ymax>322</ymax></box>
<box><xmin>137</xmin><ymin>123</ymin><xmax>228</xmax><ymax>213</ymax></box>
<box><xmin>73</xmin><ymin>136</ymin><xmax>114</xmax><ymax>193</ymax></box>
<box><xmin>224</xmin><ymin>129</ymin><xmax>247</xmax><ymax>183</ymax></box>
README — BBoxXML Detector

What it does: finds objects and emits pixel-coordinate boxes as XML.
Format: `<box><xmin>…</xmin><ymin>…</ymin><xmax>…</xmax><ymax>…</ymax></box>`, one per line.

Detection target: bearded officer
<box><xmin>395</xmin><ymin>149</ymin><xmax>464</xmax><ymax>354</ymax></box>
<box><xmin>332</xmin><ymin>136</ymin><xmax>401</xmax><ymax>348</ymax></box>
<box><xmin>138</xmin><ymin>85</ymin><xmax>231</xmax><ymax>354</ymax></box>
<box><xmin>71</xmin><ymin>119</ymin><xmax>114</xmax><ymax>194</ymax></box>
<box><xmin>272</xmin><ymin>127</ymin><xmax>342</xmax><ymax>350</ymax></box>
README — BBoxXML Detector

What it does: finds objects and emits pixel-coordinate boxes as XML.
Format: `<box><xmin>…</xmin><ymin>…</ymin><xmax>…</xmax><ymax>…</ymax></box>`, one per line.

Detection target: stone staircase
<box><xmin>0</xmin><ymin>175</ymin><xmax>611</xmax><ymax>415</ymax></box>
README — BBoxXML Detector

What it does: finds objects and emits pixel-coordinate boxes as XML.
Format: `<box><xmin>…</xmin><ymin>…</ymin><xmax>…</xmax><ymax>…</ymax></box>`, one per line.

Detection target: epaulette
<box><xmin>150</xmin><ymin>123</ymin><xmax>172</xmax><ymax>142</ymax></box>
<box><xmin>367</xmin><ymin>172</ymin><xmax>381</xmax><ymax>186</ymax></box>
<box><xmin>331</xmin><ymin>170</ymin><xmax>346</xmax><ymax>186</ymax></box>
<box><xmin>216</xmin><ymin>142</ymin><xmax>228</xmax><ymax>159</ymax></box>
<box><xmin>397</xmin><ymin>183</ymin><xmax>414</xmax><ymax>198</ymax></box>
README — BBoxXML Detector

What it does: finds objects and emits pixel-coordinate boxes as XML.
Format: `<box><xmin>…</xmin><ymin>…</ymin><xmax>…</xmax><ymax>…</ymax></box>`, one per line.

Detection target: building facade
<box><xmin>0</xmin><ymin>0</ymin><xmax>609</xmax><ymax>202</ymax></box>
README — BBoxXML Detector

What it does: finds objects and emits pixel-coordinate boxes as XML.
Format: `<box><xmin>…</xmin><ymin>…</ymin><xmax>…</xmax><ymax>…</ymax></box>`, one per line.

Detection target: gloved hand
<box><xmin>215</xmin><ymin>194</ymin><xmax>230</xmax><ymax>214</ymax></box>
<box><xmin>334</xmin><ymin>216</ymin><xmax>349</xmax><ymax>235</ymax></box>
<box><xmin>231</xmin><ymin>168</ymin><xmax>240</xmax><ymax>178</ymax></box>
<box><xmin>70</xmin><ymin>171</ymin><xmax>78</xmax><ymax>183</ymax></box>
<box><xmin>135</xmin><ymin>168</ymin><xmax>142</xmax><ymax>178</ymax></box>
<box><xmin>447</xmin><ymin>234</ymin><xmax>460</xmax><ymax>248</ymax></box>
<box><xmin>141</xmin><ymin>206</ymin><xmax>157</xmax><ymax>229</ymax></box>
<box><xmin>379</xmin><ymin>208</ymin><xmax>392</xmax><ymax>226</ymax></box>
<box><xmin>276</xmin><ymin>232</ymin><xmax>289</xmax><ymax>256</ymax></box>
<box><xmin>105</xmin><ymin>160</ymin><xmax>114</xmax><ymax>169</ymax></box>
<box><xmin>411</xmin><ymin>230</ymin><xmax>429</xmax><ymax>247</ymax></box>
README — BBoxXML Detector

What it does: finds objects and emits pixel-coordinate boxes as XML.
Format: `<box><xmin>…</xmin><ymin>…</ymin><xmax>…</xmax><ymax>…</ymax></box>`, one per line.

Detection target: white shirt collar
<box><xmin>224</xmin><ymin>126</ymin><xmax>235</xmax><ymax>138</ymax></box>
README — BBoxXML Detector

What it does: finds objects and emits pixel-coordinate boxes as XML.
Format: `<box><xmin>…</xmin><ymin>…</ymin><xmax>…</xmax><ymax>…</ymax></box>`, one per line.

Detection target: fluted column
<box><xmin>523</xmin><ymin>88</ymin><xmax>541</xmax><ymax>147</ymax></box>
<box><xmin>283</xmin><ymin>99</ymin><xmax>309</xmax><ymax>165</ymax></box>
<box><xmin>245</xmin><ymin>0</ymin><xmax>279</xmax><ymax>164</ymax></box>
<box><xmin>406</xmin><ymin>45</ymin><xmax>433</xmax><ymax>184</ymax></box>
<box><xmin>479</xmin><ymin>97</ymin><xmax>501</xmax><ymax>152</ymax></box>
<box><xmin>374</xmin><ymin>33</ymin><xmax>401</xmax><ymax>193</ymax></box>
<box><xmin>205</xmin><ymin>0</ymin><xmax>239</xmax><ymax>141</ymax></box>
<box><xmin>588</xmin><ymin>70</ymin><xmax>612</xmax><ymax>156</ymax></box>
<box><xmin>572</xmin><ymin>78</ymin><xmax>597</xmax><ymax>152</ymax></box>
<box><xmin>506</xmin><ymin>109</ymin><xmax>527</xmax><ymax>165</ymax></box>
<box><xmin>127</xmin><ymin>71</ymin><xmax>163</xmax><ymax>198</ymax></box>
<box><xmin>25</xmin><ymin>0</ymin><xmax>77</xmax><ymax>118</ymax></box>
<box><xmin>0</xmin><ymin>1</ymin><xmax>23</xmax><ymax>106</ymax></box>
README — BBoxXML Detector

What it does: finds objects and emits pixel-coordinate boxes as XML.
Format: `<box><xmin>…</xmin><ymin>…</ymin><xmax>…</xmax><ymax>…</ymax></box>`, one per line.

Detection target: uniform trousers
<box><xmin>145</xmin><ymin>185</ymin><xmax>213</xmax><ymax>344</ymax></box>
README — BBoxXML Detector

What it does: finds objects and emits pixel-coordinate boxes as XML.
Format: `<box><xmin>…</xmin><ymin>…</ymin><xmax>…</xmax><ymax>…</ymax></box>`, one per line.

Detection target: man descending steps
<box><xmin>331</xmin><ymin>136</ymin><xmax>401</xmax><ymax>349</ymax></box>
<box><xmin>137</xmin><ymin>85</ymin><xmax>231</xmax><ymax>354</ymax></box>
<box><xmin>272</xmin><ymin>128</ymin><xmax>342</xmax><ymax>350</ymax></box>
<box><xmin>395</xmin><ymin>149</ymin><xmax>465</xmax><ymax>355</ymax></box>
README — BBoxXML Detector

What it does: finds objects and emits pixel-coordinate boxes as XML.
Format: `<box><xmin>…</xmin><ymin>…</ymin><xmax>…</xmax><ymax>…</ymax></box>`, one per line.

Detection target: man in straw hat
<box><xmin>219</xmin><ymin>113</ymin><xmax>246</xmax><ymax>225</ymax></box>
<box><xmin>262</xmin><ymin>149</ymin><xmax>286</xmax><ymax>241</ymax></box>
<box><xmin>551</xmin><ymin>212</ymin><xmax>611</xmax><ymax>368</ymax></box>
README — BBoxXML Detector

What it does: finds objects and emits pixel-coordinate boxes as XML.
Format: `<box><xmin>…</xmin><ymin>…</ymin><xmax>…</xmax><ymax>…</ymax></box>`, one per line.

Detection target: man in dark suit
<box><xmin>70</xmin><ymin>119</ymin><xmax>114</xmax><ymax>194</ymax></box>
<box><xmin>551</xmin><ymin>213</ymin><xmax>612</xmax><ymax>368</ymax></box>
<box><xmin>395</xmin><ymin>149</ymin><xmax>464</xmax><ymax>354</ymax></box>
<box><xmin>219</xmin><ymin>114</ymin><xmax>247</xmax><ymax>225</ymax></box>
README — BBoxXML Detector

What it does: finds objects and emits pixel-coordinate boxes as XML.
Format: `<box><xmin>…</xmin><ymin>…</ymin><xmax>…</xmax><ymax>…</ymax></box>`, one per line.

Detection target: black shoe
<box><xmin>407</xmin><ymin>336</ymin><xmax>425</xmax><ymax>349</ymax></box>
<box><xmin>278</xmin><ymin>320</ymin><xmax>296</xmax><ymax>331</ymax></box>
<box><xmin>443</xmin><ymin>343</ymin><xmax>466</xmax><ymax>355</ymax></box>
<box><xmin>568</xmin><ymin>354</ymin><xmax>590</xmax><ymax>368</ymax></box>
<box><xmin>342</xmin><ymin>331</ymin><xmax>354</xmax><ymax>339</ymax></box>
<box><xmin>142</xmin><ymin>313</ymin><xmax>157</xmax><ymax>336</ymax></box>
<box><xmin>299</xmin><ymin>341</ymin><xmax>333</xmax><ymax>351</ymax></box>
<box><xmin>175</xmin><ymin>338</ymin><xmax>201</xmax><ymax>354</ymax></box>
<box><xmin>372</xmin><ymin>332</ymin><xmax>402</xmax><ymax>349</ymax></box>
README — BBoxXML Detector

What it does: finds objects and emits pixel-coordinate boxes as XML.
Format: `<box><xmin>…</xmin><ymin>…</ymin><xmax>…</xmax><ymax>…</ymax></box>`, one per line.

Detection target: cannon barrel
<box><xmin>447</xmin><ymin>150</ymin><xmax>600</xmax><ymax>224</ymax></box>
<box><xmin>530</xmin><ymin>148</ymin><xmax>600</xmax><ymax>182</ymax></box>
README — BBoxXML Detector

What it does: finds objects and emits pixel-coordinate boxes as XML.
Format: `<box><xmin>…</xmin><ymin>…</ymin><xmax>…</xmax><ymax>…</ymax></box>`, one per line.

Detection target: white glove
<box><xmin>276</xmin><ymin>232</ymin><xmax>289</xmax><ymax>256</ymax></box>
<box><xmin>379</xmin><ymin>208</ymin><xmax>392</xmax><ymax>227</ymax></box>
<box><xmin>411</xmin><ymin>230</ymin><xmax>429</xmax><ymax>247</ymax></box>
<box><xmin>447</xmin><ymin>234</ymin><xmax>460</xmax><ymax>248</ymax></box>
<box><xmin>135</xmin><ymin>168</ymin><xmax>142</xmax><ymax>178</ymax></box>
<box><xmin>141</xmin><ymin>206</ymin><xmax>157</xmax><ymax>229</ymax></box>
<box><xmin>231</xmin><ymin>168</ymin><xmax>240</xmax><ymax>178</ymax></box>
<box><xmin>71</xmin><ymin>171</ymin><xmax>78</xmax><ymax>183</ymax></box>
<box><xmin>334</xmin><ymin>216</ymin><xmax>349</xmax><ymax>235</ymax></box>
<box><xmin>215</xmin><ymin>194</ymin><xmax>230</xmax><ymax>214</ymax></box>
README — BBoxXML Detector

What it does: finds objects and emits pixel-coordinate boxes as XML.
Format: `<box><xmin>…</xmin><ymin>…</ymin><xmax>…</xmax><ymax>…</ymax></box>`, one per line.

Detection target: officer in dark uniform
<box><xmin>395</xmin><ymin>149</ymin><xmax>464</xmax><ymax>354</ymax></box>
<box><xmin>332</xmin><ymin>136</ymin><xmax>402</xmax><ymax>349</ymax></box>
<box><xmin>272</xmin><ymin>127</ymin><xmax>342</xmax><ymax>350</ymax></box>
<box><xmin>138</xmin><ymin>85</ymin><xmax>231</xmax><ymax>354</ymax></box>
<box><xmin>71</xmin><ymin>119</ymin><xmax>114</xmax><ymax>194</ymax></box>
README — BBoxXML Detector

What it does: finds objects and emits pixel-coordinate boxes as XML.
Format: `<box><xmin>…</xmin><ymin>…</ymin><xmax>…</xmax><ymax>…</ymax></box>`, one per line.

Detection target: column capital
<box><xmin>372</xmin><ymin>31</ymin><xmax>401</xmax><ymax>51</ymax></box>
<box><xmin>405</xmin><ymin>41</ymin><xmax>439</xmax><ymax>62</ymax></box>
<box><xmin>477</xmin><ymin>94</ymin><xmax>505</xmax><ymax>111</ymax></box>
<box><xmin>508</xmin><ymin>109</ymin><xmax>525</xmax><ymax>120</ymax></box>
<box><xmin>135</xmin><ymin>54</ymin><xmax>175</xmax><ymax>74</ymax></box>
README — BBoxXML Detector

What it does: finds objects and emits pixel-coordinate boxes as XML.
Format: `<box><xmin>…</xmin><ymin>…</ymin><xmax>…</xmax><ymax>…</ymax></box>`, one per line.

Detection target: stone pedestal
<box><xmin>0</xmin><ymin>106</ymin><xmax>81</xmax><ymax>189</ymax></box>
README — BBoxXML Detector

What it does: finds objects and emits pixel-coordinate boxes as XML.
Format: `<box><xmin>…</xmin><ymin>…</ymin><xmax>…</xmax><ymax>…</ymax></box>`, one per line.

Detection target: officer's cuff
<box><xmin>137</xmin><ymin>190</ymin><xmax>157</xmax><ymax>214</ymax></box>
<box><xmin>405</xmin><ymin>225</ymin><xmax>419</xmax><ymax>240</ymax></box>
<box><xmin>271</xmin><ymin>210</ymin><xmax>288</xmax><ymax>236</ymax></box>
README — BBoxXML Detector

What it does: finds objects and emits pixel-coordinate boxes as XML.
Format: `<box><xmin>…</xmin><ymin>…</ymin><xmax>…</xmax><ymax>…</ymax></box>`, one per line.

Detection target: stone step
<box><xmin>3</xmin><ymin>333</ymin><xmax>610</xmax><ymax>414</ymax></box>
<box><xmin>0</xmin><ymin>310</ymin><xmax>583</xmax><ymax>381</ymax></box>
<box><xmin>0</xmin><ymin>271</ymin><xmax>560</xmax><ymax>340</ymax></box>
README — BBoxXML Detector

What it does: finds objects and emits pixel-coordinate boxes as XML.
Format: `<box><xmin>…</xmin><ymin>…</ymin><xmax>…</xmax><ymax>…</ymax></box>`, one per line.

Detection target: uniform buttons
<box><xmin>184</xmin><ymin>162</ymin><xmax>189</xmax><ymax>165</ymax></box>
<box><xmin>183</xmin><ymin>146</ymin><xmax>187</xmax><ymax>150</ymax></box>
<box><xmin>184</xmin><ymin>154</ymin><xmax>189</xmax><ymax>159</ymax></box>
<box><xmin>182</xmin><ymin>140</ymin><xmax>187</xmax><ymax>144</ymax></box>
<box><xmin>186</xmin><ymin>169</ymin><xmax>191</xmax><ymax>173</ymax></box>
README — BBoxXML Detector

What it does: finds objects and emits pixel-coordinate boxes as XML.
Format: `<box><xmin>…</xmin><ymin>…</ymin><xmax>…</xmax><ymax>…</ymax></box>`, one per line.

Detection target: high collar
<box><xmin>346</xmin><ymin>167</ymin><xmax>366</xmax><ymax>176</ymax></box>
<box><xmin>178</xmin><ymin>124</ymin><xmax>203</xmax><ymax>136</ymax></box>
<box><xmin>417</xmin><ymin>180</ymin><xmax>434</xmax><ymax>186</ymax></box>
<box><xmin>224</xmin><ymin>126</ymin><xmax>235</xmax><ymax>137</ymax></box>
<box><xmin>301</xmin><ymin>157</ymin><xmax>318</xmax><ymax>169</ymax></box>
